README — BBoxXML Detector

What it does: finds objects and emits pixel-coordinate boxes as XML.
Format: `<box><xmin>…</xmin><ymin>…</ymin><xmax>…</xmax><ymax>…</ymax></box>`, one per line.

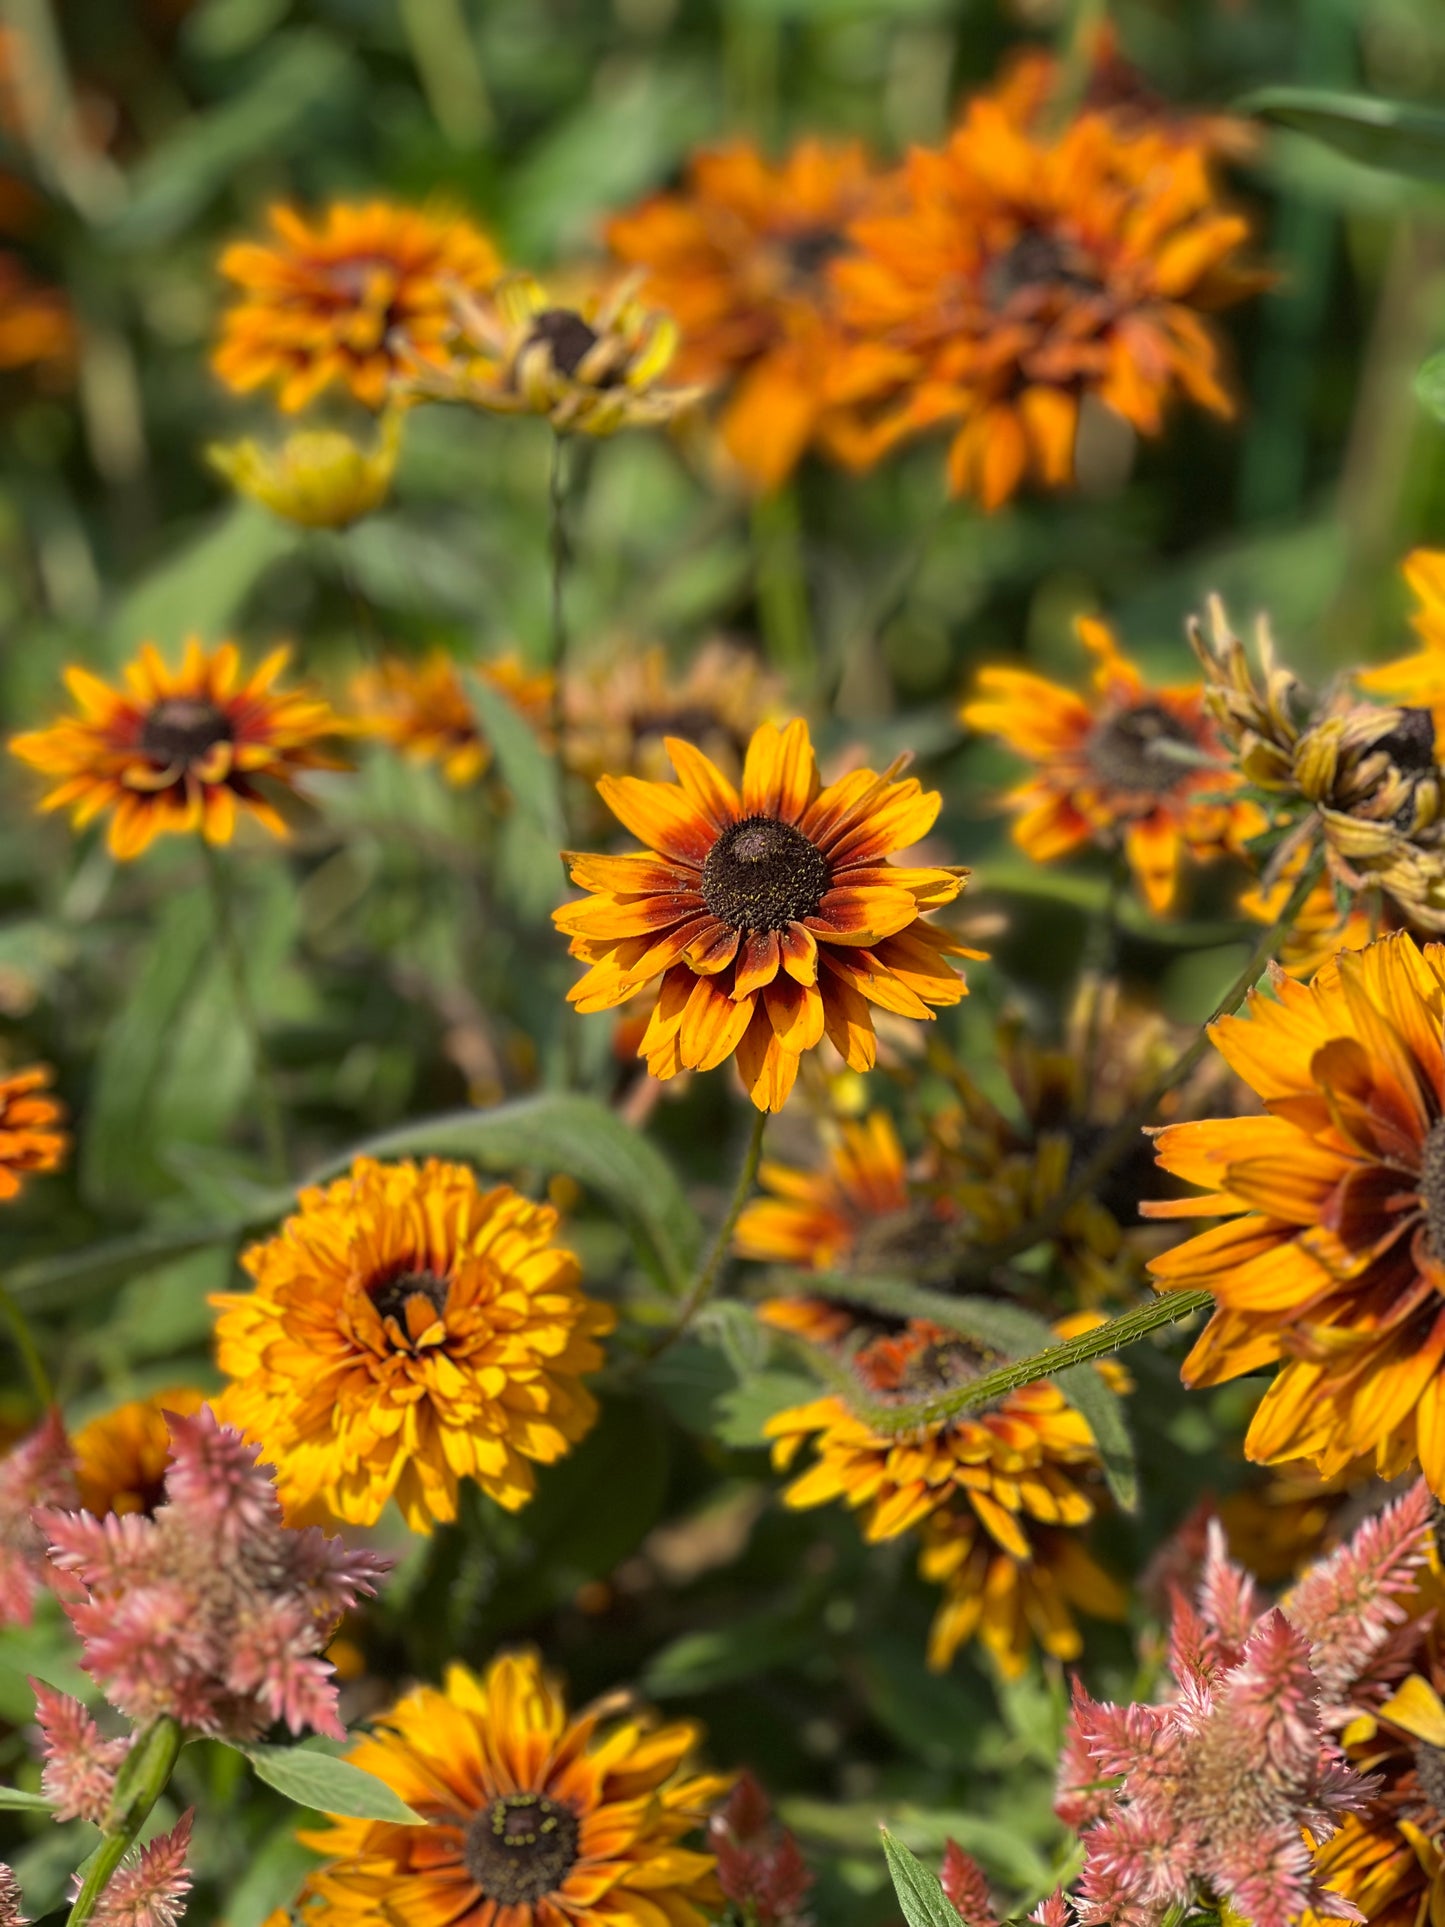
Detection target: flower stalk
<box><xmin>65</xmin><ymin>1714</ymin><xmax>184</xmax><ymax>1927</ymax></box>
<box><xmin>648</xmin><ymin>1109</ymin><xmax>767</xmax><ymax>1360</ymax></box>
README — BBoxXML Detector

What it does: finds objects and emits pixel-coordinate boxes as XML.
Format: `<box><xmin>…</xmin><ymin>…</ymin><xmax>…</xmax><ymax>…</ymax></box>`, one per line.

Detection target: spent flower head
<box><xmin>37</xmin><ymin>1406</ymin><xmax>389</xmax><ymax>1740</ymax></box>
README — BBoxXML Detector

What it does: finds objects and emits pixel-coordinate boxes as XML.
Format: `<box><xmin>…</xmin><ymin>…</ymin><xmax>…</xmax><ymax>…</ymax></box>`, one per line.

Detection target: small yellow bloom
<box><xmin>406</xmin><ymin>271</ymin><xmax>708</xmax><ymax>437</ymax></box>
<box><xmin>206</xmin><ymin>410</ymin><xmax>403</xmax><ymax>530</ymax></box>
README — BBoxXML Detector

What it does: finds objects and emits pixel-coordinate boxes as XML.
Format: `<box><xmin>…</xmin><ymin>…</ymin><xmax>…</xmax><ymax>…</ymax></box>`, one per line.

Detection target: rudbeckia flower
<box><xmin>10</xmin><ymin>639</ymin><xmax>346</xmax><ymax>860</ymax></box>
<box><xmin>353</xmin><ymin>650</ymin><xmax>554</xmax><ymax>787</ymax></box>
<box><xmin>963</xmin><ymin>617</ymin><xmax>1265</xmax><ymax>912</ymax></box>
<box><xmin>213</xmin><ymin>200</ymin><xmax>501</xmax><ymax>412</ymax></box>
<box><xmin>301</xmin><ymin>1650</ymin><xmax>726</xmax><ymax>1927</ymax></box>
<box><xmin>213</xmin><ymin>1157</ymin><xmax>614</xmax><ymax>1532</ymax></box>
<box><xmin>72</xmin><ymin>1388</ymin><xmax>207</xmax><ymax>1520</ymax></box>
<box><xmin>1148</xmin><ymin>932</ymin><xmax>1445</xmax><ymax>1492</ymax></box>
<box><xmin>554</xmin><ymin>719</ymin><xmax>979</xmax><ymax>1112</ymax></box>
<box><xmin>0</xmin><ymin>1066</ymin><xmax>67</xmax><ymax>1201</ymax></box>
<box><xmin>1358</xmin><ymin>547</ymin><xmax>1445</xmax><ymax>738</ymax></box>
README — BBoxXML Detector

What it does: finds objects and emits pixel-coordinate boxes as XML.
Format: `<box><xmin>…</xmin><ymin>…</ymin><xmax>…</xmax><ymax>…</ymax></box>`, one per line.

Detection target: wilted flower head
<box><xmin>30</xmin><ymin>1679</ymin><xmax>130</xmax><ymax>1824</ymax></box>
<box><xmin>405</xmin><ymin>271</ymin><xmax>707</xmax><ymax>437</ymax></box>
<box><xmin>0</xmin><ymin>1409</ymin><xmax>76</xmax><ymax>1627</ymax></box>
<box><xmin>709</xmin><ymin>1774</ymin><xmax>814</xmax><ymax>1927</ymax></box>
<box><xmin>83</xmin><ymin>1811</ymin><xmax>192</xmax><ymax>1927</ymax></box>
<box><xmin>37</xmin><ymin>1406</ymin><xmax>388</xmax><ymax>1740</ymax></box>
<box><xmin>207</xmin><ymin>410</ymin><xmax>403</xmax><ymax>530</ymax></box>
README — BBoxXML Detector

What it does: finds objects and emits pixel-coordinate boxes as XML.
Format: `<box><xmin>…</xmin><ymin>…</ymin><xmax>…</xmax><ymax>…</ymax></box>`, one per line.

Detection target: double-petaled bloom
<box><xmin>555</xmin><ymin>719</ymin><xmax>977</xmax><ymax>1112</ymax></box>
<box><xmin>963</xmin><ymin>617</ymin><xmax>1265</xmax><ymax>912</ymax></box>
<box><xmin>403</xmin><ymin>272</ymin><xmax>706</xmax><ymax>437</ymax></box>
<box><xmin>606</xmin><ymin>138</ymin><xmax>906</xmax><ymax>490</ymax></box>
<box><xmin>0</xmin><ymin>1065</ymin><xmax>66</xmax><ymax>1201</ymax></box>
<box><xmin>1148</xmin><ymin>933</ymin><xmax>1445</xmax><ymax>1492</ymax></box>
<box><xmin>300</xmin><ymin>1650</ymin><xmax>726</xmax><ymax>1927</ymax></box>
<box><xmin>213</xmin><ymin>1157</ymin><xmax>614</xmax><ymax>1532</ymax></box>
<box><xmin>213</xmin><ymin>200</ymin><xmax>501</xmax><ymax>412</ymax></box>
<box><xmin>10</xmin><ymin>639</ymin><xmax>346</xmax><ymax>859</ymax></box>
<box><xmin>832</xmin><ymin>93</ymin><xmax>1260</xmax><ymax>508</ymax></box>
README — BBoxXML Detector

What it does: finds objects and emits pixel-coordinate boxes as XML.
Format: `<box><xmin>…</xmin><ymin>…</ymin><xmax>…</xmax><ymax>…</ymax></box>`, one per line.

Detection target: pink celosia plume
<box><xmin>30</xmin><ymin>1679</ymin><xmax>130</xmax><ymax>1824</ymax></box>
<box><xmin>37</xmin><ymin>1408</ymin><xmax>389</xmax><ymax>1741</ymax></box>
<box><xmin>0</xmin><ymin>1410</ymin><xmax>76</xmax><ymax>1627</ymax></box>
<box><xmin>82</xmin><ymin>1811</ymin><xmax>193</xmax><ymax>1927</ymax></box>
<box><xmin>940</xmin><ymin>1841</ymin><xmax>1000</xmax><ymax>1927</ymax></box>
<box><xmin>710</xmin><ymin>1773</ymin><xmax>814</xmax><ymax>1927</ymax></box>
<box><xmin>0</xmin><ymin>1864</ymin><xmax>25</xmax><ymax>1927</ymax></box>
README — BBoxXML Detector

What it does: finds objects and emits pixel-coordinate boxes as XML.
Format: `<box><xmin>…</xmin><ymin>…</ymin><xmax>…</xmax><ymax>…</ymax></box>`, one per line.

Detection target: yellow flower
<box><xmin>206</xmin><ymin>410</ymin><xmax>403</xmax><ymax>530</ymax></box>
<box><xmin>9</xmin><ymin>639</ymin><xmax>346</xmax><ymax>860</ymax></box>
<box><xmin>1358</xmin><ymin>547</ymin><xmax>1445</xmax><ymax>738</ymax></box>
<box><xmin>554</xmin><ymin>718</ymin><xmax>979</xmax><ymax>1113</ymax></box>
<box><xmin>300</xmin><ymin>1650</ymin><xmax>725</xmax><ymax>1927</ymax></box>
<box><xmin>406</xmin><ymin>271</ymin><xmax>707</xmax><ymax>436</ymax></box>
<box><xmin>73</xmin><ymin>1389</ymin><xmax>207</xmax><ymax>1518</ymax></box>
<box><xmin>212</xmin><ymin>1158</ymin><xmax>614</xmax><ymax>1532</ymax></box>
<box><xmin>1148</xmin><ymin>932</ymin><xmax>1445</xmax><ymax>1491</ymax></box>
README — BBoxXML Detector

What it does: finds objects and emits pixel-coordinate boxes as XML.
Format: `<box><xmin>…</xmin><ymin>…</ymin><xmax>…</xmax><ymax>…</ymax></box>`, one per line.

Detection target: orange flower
<box><xmin>353</xmin><ymin>650</ymin><xmax>554</xmax><ymax>787</ymax></box>
<box><xmin>11</xmin><ymin>639</ymin><xmax>346</xmax><ymax>860</ymax></box>
<box><xmin>1148</xmin><ymin>933</ymin><xmax>1445</xmax><ymax>1491</ymax></box>
<box><xmin>606</xmin><ymin>139</ymin><xmax>906</xmax><ymax>490</ymax></box>
<box><xmin>0</xmin><ymin>253</ymin><xmax>75</xmax><ymax>376</ymax></box>
<box><xmin>554</xmin><ymin>720</ymin><xmax>978</xmax><ymax>1112</ymax></box>
<box><xmin>1358</xmin><ymin>548</ymin><xmax>1445</xmax><ymax>740</ymax></box>
<box><xmin>737</xmin><ymin>1110</ymin><xmax>914</xmax><ymax>1275</ymax></box>
<box><xmin>0</xmin><ymin>1065</ymin><xmax>66</xmax><ymax>1200</ymax></box>
<box><xmin>834</xmin><ymin>95</ymin><xmax>1259</xmax><ymax>507</ymax></box>
<box><xmin>72</xmin><ymin>1389</ymin><xmax>207</xmax><ymax>1519</ymax></box>
<box><xmin>1237</xmin><ymin>855</ymin><xmax>1379</xmax><ymax>980</ymax></box>
<box><xmin>963</xmin><ymin>617</ymin><xmax>1265</xmax><ymax>911</ymax></box>
<box><xmin>213</xmin><ymin>201</ymin><xmax>501</xmax><ymax>412</ymax></box>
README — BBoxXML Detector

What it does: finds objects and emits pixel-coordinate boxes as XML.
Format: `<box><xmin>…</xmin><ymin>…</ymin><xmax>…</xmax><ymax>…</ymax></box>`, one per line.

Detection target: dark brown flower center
<box><xmin>1088</xmin><ymin>703</ymin><xmax>1197</xmax><ymax>794</ymax></box>
<box><xmin>985</xmin><ymin>229</ymin><xmax>1100</xmax><ymax>307</ymax></box>
<box><xmin>1419</xmin><ymin>1119</ymin><xmax>1445</xmax><ymax>1259</ymax></box>
<box><xmin>783</xmin><ymin>225</ymin><xmax>844</xmax><ymax>281</ymax></box>
<box><xmin>139</xmin><ymin>698</ymin><xmax>233</xmax><ymax>764</ymax></box>
<box><xmin>1415</xmin><ymin>1742</ymin><xmax>1445</xmax><ymax>1820</ymax></box>
<box><xmin>1374</xmin><ymin>707</ymin><xmax>1438</xmax><ymax>776</ymax></box>
<box><xmin>464</xmin><ymin>1794</ymin><xmax>580</xmax><ymax>1904</ymax></box>
<box><xmin>701</xmin><ymin>814</ymin><xmax>830</xmax><ymax>933</ymax></box>
<box><xmin>369</xmin><ymin>1267</ymin><xmax>450</xmax><ymax>1329</ymax></box>
<box><xmin>527</xmin><ymin>308</ymin><xmax>605</xmax><ymax>380</ymax></box>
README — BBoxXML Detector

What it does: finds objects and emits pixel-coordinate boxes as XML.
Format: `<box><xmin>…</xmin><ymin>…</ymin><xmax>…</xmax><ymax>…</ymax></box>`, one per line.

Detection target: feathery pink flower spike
<box><xmin>710</xmin><ymin>1773</ymin><xmax>815</xmax><ymax>1927</ymax></box>
<box><xmin>0</xmin><ymin>1864</ymin><xmax>25</xmax><ymax>1927</ymax></box>
<box><xmin>30</xmin><ymin>1679</ymin><xmax>131</xmax><ymax>1824</ymax></box>
<box><xmin>80</xmin><ymin>1811</ymin><xmax>193</xmax><ymax>1927</ymax></box>
<box><xmin>0</xmin><ymin>1409</ymin><xmax>76</xmax><ymax>1627</ymax></box>
<box><xmin>36</xmin><ymin>1406</ymin><xmax>390</xmax><ymax>1741</ymax></box>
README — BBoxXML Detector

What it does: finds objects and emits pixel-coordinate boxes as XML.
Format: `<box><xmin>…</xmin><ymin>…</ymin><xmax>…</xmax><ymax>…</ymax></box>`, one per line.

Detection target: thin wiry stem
<box><xmin>647</xmin><ymin>1109</ymin><xmax>767</xmax><ymax>1361</ymax></box>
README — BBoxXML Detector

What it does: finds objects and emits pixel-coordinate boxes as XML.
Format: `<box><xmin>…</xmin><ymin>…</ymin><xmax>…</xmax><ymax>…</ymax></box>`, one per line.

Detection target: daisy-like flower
<box><xmin>0</xmin><ymin>1065</ymin><xmax>67</xmax><ymax>1200</ymax></box>
<box><xmin>10</xmin><ymin>639</ymin><xmax>346</xmax><ymax>861</ymax></box>
<box><xmin>606</xmin><ymin>138</ymin><xmax>906</xmax><ymax>490</ymax></box>
<box><xmin>352</xmin><ymin>650</ymin><xmax>553</xmax><ymax>788</ymax></box>
<box><xmin>299</xmin><ymin>1649</ymin><xmax>726</xmax><ymax>1927</ymax></box>
<box><xmin>404</xmin><ymin>271</ymin><xmax>706</xmax><ymax>437</ymax></box>
<box><xmin>1318</xmin><ymin>1660</ymin><xmax>1445</xmax><ymax>1927</ymax></box>
<box><xmin>206</xmin><ymin>410</ymin><xmax>403</xmax><ymax>530</ymax></box>
<box><xmin>962</xmin><ymin>617</ymin><xmax>1264</xmax><ymax>912</ymax></box>
<box><xmin>213</xmin><ymin>201</ymin><xmax>501</xmax><ymax>412</ymax></box>
<box><xmin>554</xmin><ymin>719</ymin><xmax>978</xmax><ymax>1112</ymax></box>
<box><xmin>1148</xmin><ymin>932</ymin><xmax>1445</xmax><ymax>1491</ymax></box>
<box><xmin>834</xmin><ymin>94</ymin><xmax>1260</xmax><ymax>508</ymax></box>
<box><xmin>1358</xmin><ymin>547</ymin><xmax>1445</xmax><ymax>738</ymax></box>
<box><xmin>736</xmin><ymin>1110</ymin><xmax>920</xmax><ymax>1283</ymax></box>
<box><xmin>72</xmin><ymin>1389</ymin><xmax>207</xmax><ymax>1520</ymax></box>
<box><xmin>212</xmin><ymin>1157</ymin><xmax>614</xmax><ymax>1532</ymax></box>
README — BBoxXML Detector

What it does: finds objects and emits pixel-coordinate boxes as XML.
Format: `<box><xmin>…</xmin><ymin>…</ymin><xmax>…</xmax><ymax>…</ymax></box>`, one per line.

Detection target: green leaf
<box><xmin>1418</xmin><ymin>350</ymin><xmax>1445</xmax><ymax>425</ymax></box>
<box><xmin>1238</xmin><ymin>87</ymin><xmax>1445</xmax><ymax>184</ymax></box>
<box><xmin>236</xmin><ymin>1744</ymin><xmax>425</xmax><ymax>1825</ymax></box>
<box><xmin>109</xmin><ymin>505</ymin><xmax>297</xmax><ymax>658</ymax></box>
<box><xmin>464</xmin><ymin>669</ymin><xmax>564</xmax><ymax>847</ymax></box>
<box><xmin>327</xmin><ymin>1095</ymin><xmax>702</xmax><ymax>1294</ymax></box>
<box><xmin>710</xmin><ymin>1369</ymin><xmax>817</xmax><ymax>1449</ymax></box>
<box><xmin>1054</xmin><ymin>1360</ymin><xmax>1138</xmax><ymax>1514</ymax></box>
<box><xmin>881</xmin><ymin>1829</ymin><xmax>966</xmax><ymax>1927</ymax></box>
<box><xmin>7</xmin><ymin>1220</ymin><xmax>248</xmax><ymax>1311</ymax></box>
<box><xmin>0</xmin><ymin>1788</ymin><xmax>52</xmax><ymax>1813</ymax></box>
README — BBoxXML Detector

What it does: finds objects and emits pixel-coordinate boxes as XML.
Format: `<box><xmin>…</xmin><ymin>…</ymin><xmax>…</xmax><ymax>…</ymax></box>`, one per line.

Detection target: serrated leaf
<box><xmin>710</xmin><ymin>1370</ymin><xmax>818</xmax><ymax>1449</ymax></box>
<box><xmin>237</xmin><ymin>1744</ymin><xmax>424</xmax><ymax>1824</ymax></box>
<box><xmin>1239</xmin><ymin>87</ymin><xmax>1445</xmax><ymax>184</ymax></box>
<box><xmin>881</xmin><ymin>1829</ymin><xmax>966</xmax><ymax>1927</ymax></box>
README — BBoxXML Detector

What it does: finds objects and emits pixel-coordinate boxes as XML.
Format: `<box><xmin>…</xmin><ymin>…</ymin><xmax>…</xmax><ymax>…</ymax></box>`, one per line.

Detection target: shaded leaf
<box><xmin>237</xmin><ymin>1744</ymin><xmax>424</xmax><ymax>1825</ymax></box>
<box><xmin>1417</xmin><ymin>350</ymin><xmax>1445</xmax><ymax>425</ymax></box>
<box><xmin>0</xmin><ymin>1788</ymin><xmax>52</xmax><ymax>1812</ymax></box>
<box><xmin>1239</xmin><ymin>87</ymin><xmax>1445</xmax><ymax>184</ymax></box>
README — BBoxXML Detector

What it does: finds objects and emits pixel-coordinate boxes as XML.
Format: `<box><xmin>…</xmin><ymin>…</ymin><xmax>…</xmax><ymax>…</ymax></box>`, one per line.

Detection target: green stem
<box><xmin>751</xmin><ymin>485</ymin><xmax>813</xmax><ymax>684</ymax></box>
<box><xmin>954</xmin><ymin>852</ymin><xmax>1325</xmax><ymax>1276</ymax></box>
<box><xmin>547</xmin><ymin>433</ymin><xmax>573</xmax><ymax>843</ymax></box>
<box><xmin>200</xmin><ymin>843</ymin><xmax>290</xmax><ymax>1183</ymax></box>
<box><xmin>648</xmin><ymin>1109</ymin><xmax>767</xmax><ymax>1361</ymax></box>
<box><xmin>797</xmin><ymin>1287</ymin><xmax>1215</xmax><ymax>1437</ymax></box>
<box><xmin>67</xmin><ymin>1716</ymin><xmax>184</xmax><ymax>1927</ymax></box>
<box><xmin>0</xmin><ymin>1277</ymin><xmax>52</xmax><ymax>1406</ymax></box>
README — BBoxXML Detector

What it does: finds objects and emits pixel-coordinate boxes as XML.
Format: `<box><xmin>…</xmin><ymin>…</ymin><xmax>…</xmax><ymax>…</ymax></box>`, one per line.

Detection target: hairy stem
<box><xmin>201</xmin><ymin>843</ymin><xmax>289</xmax><ymax>1182</ymax></box>
<box><xmin>796</xmin><ymin>1287</ymin><xmax>1215</xmax><ymax>1436</ymax></box>
<box><xmin>67</xmin><ymin>1716</ymin><xmax>184</xmax><ymax>1927</ymax></box>
<box><xmin>648</xmin><ymin>1109</ymin><xmax>767</xmax><ymax>1361</ymax></box>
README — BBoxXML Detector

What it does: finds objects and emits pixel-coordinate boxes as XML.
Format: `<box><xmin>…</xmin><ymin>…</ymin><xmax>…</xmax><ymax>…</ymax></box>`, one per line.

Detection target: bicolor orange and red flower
<box><xmin>213</xmin><ymin>201</ymin><xmax>501</xmax><ymax>412</ymax></box>
<box><xmin>834</xmin><ymin>95</ymin><xmax>1259</xmax><ymax>508</ymax></box>
<box><xmin>963</xmin><ymin>618</ymin><xmax>1265</xmax><ymax>911</ymax></box>
<box><xmin>213</xmin><ymin>1157</ymin><xmax>614</xmax><ymax>1532</ymax></box>
<box><xmin>10</xmin><ymin>639</ymin><xmax>346</xmax><ymax>860</ymax></box>
<box><xmin>554</xmin><ymin>720</ymin><xmax>978</xmax><ymax>1112</ymax></box>
<box><xmin>1148</xmin><ymin>932</ymin><xmax>1445</xmax><ymax>1492</ymax></box>
<box><xmin>1358</xmin><ymin>547</ymin><xmax>1445</xmax><ymax>740</ymax></box>
<box><xmin>300</xmin><ymin>1650</ymin><xmax>725</xmax><ymax>1927</ymax></box>
<box><xmin>353</xmin><ymin>650</ymin><xmax>554</xmax><ymax>787</ymax></box>
<box><xmin>0</xmin><ymin>1065</ymin><xmax>66</xmax><ymax>1200</ymax></box>
<box><xmin>606</xmin><ymin>139</ymin><xmax>906</xmax><ymax>490</ymax></box>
